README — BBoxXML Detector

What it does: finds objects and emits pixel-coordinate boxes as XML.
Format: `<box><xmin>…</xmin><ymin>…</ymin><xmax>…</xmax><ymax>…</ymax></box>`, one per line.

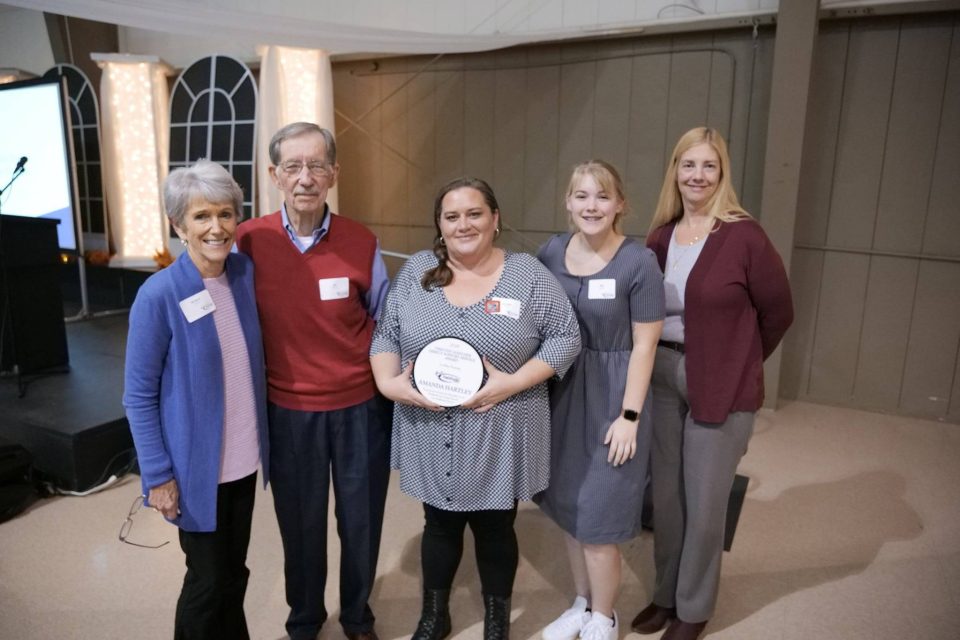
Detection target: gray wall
<box><xmin>784</xmin><ymin>14</ymin><xmax>960</xmax><ymax>423</ymax></box>
<box><xmin>332</xmin><ymin>29</ymin><xmax>775</xmax><ymax>260</ymax></box>
<box><xmin>332</xmin><ymin>12</ymin><xmax>960</xmax><ymax>424</ymax></box>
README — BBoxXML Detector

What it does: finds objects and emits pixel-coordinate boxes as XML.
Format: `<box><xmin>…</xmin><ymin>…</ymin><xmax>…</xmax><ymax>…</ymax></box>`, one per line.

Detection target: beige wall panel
<box><xmin>921</xmin><ymin>19</ymin><xmax>960</xmax><ymax>258</ymax></box>
<box><xmin>795</xmin><ymin>25</ymin><xmax>849</xmax><ymax>246</ymax></box>
<box><xmin>826</xmin><ymin>22</ymin><xmax>899</xmax><ymax>249</ymax></box>
<box><xmin>562</xmin><ymin>40</ymin><xmax>599</xmax><ymax>63</ymax></box>
<box><xmin>335</xmin><ymin>69</ymin><xmax>382</xmax><ymax>225</ymax></box>
<box><xmin>379</xmin><ymin>72</ymin><xmax>412</xmax><ymax>229</ymax></box>
<box><xmin>665</xmin><ymin>50</ymin><xmax>713</xmax><ymax>146</ymax></box>
<box><xmin>873</xmin><ymin>20</ymin><xmax>953</xmax><ymax>254</ymax></box>
<box><xmin>523</xmin><ymin>65</ymin><xmax>561</xmax><ymax>233</ymax></box>
<box><xmin>900</xmin><ymin>261</ymin><xmax>960</xmax><ymax>419</ymax></box>
<box><xmin>591</xmin><ymin>57</ymin><xmax>633</xmax><ymax>175</ymax></box>
<box><xmin>807</xmin><ymin>251</ymin><xmax>870</xmax><ymax>402</ymax></box>
<box><xmin>492</xmin><ymin>68</ymin><xmax>527</xmax><ymax>223</ymax></box>
<box><xmin>433</xmin><ymin>71</ymin><xmax>466</xmax><ymax>188</ymax></box>
<box><xmin>852</xmin><ymin>256</ymin><xmax>919</xmax><ymax>410</ymax></box>
<box><xmin>556</xmin><ymin>61</ymin><xmax>597</xmax><ymax>228</ymax></box>
<box><xmin>462</xmin><ymin>70</ymin><xmax>497</xmax><ymax>182</ymax></box>
<box><xmin>624</xmin><ymin>52</ymin><xmax>671</xmax><ymax>235</ymax></box>
<box><xmin>526</xmin><ymin>42</ymin><xmax>564</xmax><ymax>68</ymax></box>
<box><xmin>780</xmin><ymin>248</ymin><xmax>824</xmax><ymax>400</ymax></box>
<box><xmin>739</xmin><ymin>30</ymin><xmax>774</xmax><ymax>217</ymax></box>
<box><xmin>408</xmin><ymin>225</ymin><xmax>437</xmax><ymax>257</ymax></box>
<box><xmin>705</xmin><ymin>46</ymin><xmax>736</xmax><ymax>141</ymax></box>
<box><xmin>406</xmin><ymin>71</ymin><xmax>438</xmax><ymax>225</ymax></box>
<box><xmin>950</xmin><ymin>347</ymin><xmax>960</xmax><ymax>422</ymax></box>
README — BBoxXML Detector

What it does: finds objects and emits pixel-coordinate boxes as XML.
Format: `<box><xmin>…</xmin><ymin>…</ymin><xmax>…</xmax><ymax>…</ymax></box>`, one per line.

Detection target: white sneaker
<box><xmin>542</xmin><ymin>596</ymin><xmax>590</xmax><ymax>640</ymax></box>
<box><xmin>579</xmin><ymin>611</ymin><xmax>618</xmax><ymax>640</ymax></box>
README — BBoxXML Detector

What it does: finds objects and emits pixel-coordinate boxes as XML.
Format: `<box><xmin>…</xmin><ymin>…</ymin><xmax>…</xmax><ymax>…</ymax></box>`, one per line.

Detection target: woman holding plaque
<box><xmin>535</xmin><ymin>160</ymin><xmax>664</xmax><ymax>640</ymax></box>
<box><xmin>123</xmin><ymin>161</ymin><xmax>269</xmax><ymax>639</ymax></box>
<box><xmin>628</xmin><ymin>127</ymin><xmax>793</xmax><ymax>640</ymax></box>
<box><xmin>370</xmin><ymin>177</ymin><xmax>581</xmax><ymax>640</ymax></box>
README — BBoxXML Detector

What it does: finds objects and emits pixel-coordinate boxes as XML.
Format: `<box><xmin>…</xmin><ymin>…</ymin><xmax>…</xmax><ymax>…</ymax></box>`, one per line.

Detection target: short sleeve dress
<box><xmin>535</xmin><ymin>233</ymin><xmax>665</xmax><ymax>544</ymax></box>
<box><xmin>370</xmin><ymin>250</ymin><xmax>581</xmax><ymax>511</ymax></box>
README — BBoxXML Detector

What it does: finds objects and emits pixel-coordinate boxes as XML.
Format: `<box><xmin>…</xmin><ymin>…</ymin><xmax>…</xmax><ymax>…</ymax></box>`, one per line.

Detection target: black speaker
<box><xmin>0</xmin><ymin>215</ymin><xmax>69</xmax><ymax>374</ymax></box>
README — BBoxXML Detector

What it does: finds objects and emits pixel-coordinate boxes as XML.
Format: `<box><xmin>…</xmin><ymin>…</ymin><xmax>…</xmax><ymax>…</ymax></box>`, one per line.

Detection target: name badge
<box><xmin>484</xmin><ymin>297</ymin><xmax>521</xmax><ymax>319</ymax></box>
<box><xmin>179</xmin><ymin>290</ymin><xmax>216</xmax><ymax>323</ymax></box>
<box><xmin>319</xmin><ymin>277</ymin><xmax>349</xmax><ymax>301</ymax></box>
<box><xmin>588</xmin><ymin>278</ymin><xmax>616</xmax><ymax>300</ymax></box>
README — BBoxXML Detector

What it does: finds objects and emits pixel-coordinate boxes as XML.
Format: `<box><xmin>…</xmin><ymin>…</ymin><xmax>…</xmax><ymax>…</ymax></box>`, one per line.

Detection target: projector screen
<box><xmin>0</xmin><ymin>76</ymin><xmax>79</xmax><ymax>252</ymax></box>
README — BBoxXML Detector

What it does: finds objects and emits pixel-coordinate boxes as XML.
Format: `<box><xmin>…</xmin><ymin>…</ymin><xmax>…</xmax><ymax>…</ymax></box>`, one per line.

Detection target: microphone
<box><xmin>15</xmin><ymin>156</ymin><xmax>27</xmax><ymax>172</ymax></box>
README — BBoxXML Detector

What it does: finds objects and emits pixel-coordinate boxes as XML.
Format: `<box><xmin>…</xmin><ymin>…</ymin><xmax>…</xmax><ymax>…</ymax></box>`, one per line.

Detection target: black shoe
<box><xmin>661</xmin><ymin>619</ymin><xmax>707</xmax><ymax>640</ymax></box>
<box><xmin>482</xmin><ymin>593</ymin><xmax>511</xmax><ymax>640</ymax></box>
<box><xmin>412</xmin><ymin>589</ymin><xmax>452</xmax><ymax>640</ymax></box>
<box><xmin>630</xmin><ymin>602</ymin><xmax>675</xmax><ymax>634</ymax></box>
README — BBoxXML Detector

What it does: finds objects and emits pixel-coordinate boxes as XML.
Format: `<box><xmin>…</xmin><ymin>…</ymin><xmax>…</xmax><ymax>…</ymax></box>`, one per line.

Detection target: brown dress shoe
<box><xmin>661</xmin><ymin>619</ymin><xmax>707</xmax><ymax>640</ymax></box>
<box><xmin>630</xmin><ymin>602</ymin><xmax>676</xmax><ymax>634</ymax></box>
<box><xmin>345</xmin><ymin>631</ymin><xmax>380</xmax><ymax>640</ymax></box>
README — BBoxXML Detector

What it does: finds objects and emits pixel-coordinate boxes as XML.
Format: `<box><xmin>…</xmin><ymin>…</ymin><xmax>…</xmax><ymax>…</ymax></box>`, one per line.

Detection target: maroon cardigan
<box><xmin>647</xmin><ymin>219</ymin><xmax>793</xmax><ymax>423</ymax></box>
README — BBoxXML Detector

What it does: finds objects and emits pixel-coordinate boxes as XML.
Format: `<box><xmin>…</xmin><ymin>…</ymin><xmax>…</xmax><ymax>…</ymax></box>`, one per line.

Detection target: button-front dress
<box><xmin>370</xmin><ymin>250</ymin><xmax>581</xmax><ymax>511</ymax></box>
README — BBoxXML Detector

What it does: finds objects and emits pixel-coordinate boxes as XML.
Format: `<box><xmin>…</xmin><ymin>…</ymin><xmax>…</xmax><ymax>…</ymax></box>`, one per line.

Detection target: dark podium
<box><xmin>0</xmin><ymin>215</ymin><xmax>69</xmax><ymax>383</ymax></box>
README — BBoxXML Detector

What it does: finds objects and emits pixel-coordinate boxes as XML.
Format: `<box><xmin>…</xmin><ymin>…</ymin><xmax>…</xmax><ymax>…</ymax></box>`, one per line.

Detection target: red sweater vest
<box><xmin>236</xmin><ymin>211</ymin><xmax>378</xmax><ymax>411</ymax></box>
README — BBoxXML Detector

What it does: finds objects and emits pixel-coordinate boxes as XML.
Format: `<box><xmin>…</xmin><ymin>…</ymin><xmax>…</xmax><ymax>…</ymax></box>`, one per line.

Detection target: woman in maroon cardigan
<box><xmin>629</xmin><ymin>127</ymin><xmax>793</xmax><ymax>640</ymax></box>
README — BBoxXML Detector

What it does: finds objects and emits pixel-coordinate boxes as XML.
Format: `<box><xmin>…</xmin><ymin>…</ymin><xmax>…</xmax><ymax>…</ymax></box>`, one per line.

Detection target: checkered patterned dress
<box><xmin>370</xmin><ymin>250</ymin><xmax>581</xmax><ymax>511</ymax></box>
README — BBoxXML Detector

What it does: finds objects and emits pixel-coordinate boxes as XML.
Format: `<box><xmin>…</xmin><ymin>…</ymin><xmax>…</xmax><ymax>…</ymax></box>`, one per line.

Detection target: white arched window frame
<box><xmin>43</xmin><ymin>63</ymin><xmax>107</xmax><ymax>245</ymax></box>
<box><xmin>168</xmin><ymin>55</ymin><xmax>258</xmax><ymax>220</ymax></box>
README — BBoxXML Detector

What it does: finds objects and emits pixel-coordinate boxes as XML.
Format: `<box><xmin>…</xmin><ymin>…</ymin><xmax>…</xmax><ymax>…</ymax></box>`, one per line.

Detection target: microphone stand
<box><xmin>0</xmin><ymin>165</ymin><xmax>27</xmax><ymax>395</ymax></box>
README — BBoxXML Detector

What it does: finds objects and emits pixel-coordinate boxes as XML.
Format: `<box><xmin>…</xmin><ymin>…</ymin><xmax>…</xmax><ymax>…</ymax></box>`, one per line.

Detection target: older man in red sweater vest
<box><xmin>236</xmin><ymin>122</ymin><xmax>390</xmax><ymax>640</ymax></box>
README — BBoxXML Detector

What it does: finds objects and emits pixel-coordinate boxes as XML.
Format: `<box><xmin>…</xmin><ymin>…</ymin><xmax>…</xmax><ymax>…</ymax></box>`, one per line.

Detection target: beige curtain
<box><xmin>256</xmin><ymin>45</ymin><xmax>337</xmax><ymax>217</ymax></box>
<box><xmin>97</xmin><ymin>55</ymin><xmax>170</xmax><ymax>267</ymax></box>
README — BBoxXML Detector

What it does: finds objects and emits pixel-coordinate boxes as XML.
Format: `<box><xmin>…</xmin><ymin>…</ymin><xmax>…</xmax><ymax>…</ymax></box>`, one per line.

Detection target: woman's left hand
<box><xmin>604</xmin><ymin>417</ymin><xmax>638</xmax><ymax>466</ymax></box>
<box><xmin>462</xmin><ymin>357</ymin><xmax>518</xmax><ymax>413</ymax></box>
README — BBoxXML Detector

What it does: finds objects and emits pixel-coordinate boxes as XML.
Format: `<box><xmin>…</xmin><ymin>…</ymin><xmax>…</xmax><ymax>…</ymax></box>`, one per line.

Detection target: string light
<box><xmin>278</xmin><ymin>47</ymin><xmax>321</xmax><ymax>124</ymax></box>
<box><xmin>96</xmin><ymin>57</ymin><xmax>170</xmax><ymax>265</ymax></box>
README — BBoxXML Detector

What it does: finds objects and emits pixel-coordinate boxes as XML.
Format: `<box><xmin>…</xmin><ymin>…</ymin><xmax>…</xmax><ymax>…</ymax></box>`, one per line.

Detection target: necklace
<box><xmin>668</xmin><ymin>231</ymin><xmax>706</xmax><ymax>272</ymax></box>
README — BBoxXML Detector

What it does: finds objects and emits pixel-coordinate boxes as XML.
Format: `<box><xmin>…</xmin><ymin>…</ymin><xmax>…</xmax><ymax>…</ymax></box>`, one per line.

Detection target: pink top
<box><xmin>204</xmin><ymin>272</ymin><xmax>260</xmax><ymax>483</ymax></box>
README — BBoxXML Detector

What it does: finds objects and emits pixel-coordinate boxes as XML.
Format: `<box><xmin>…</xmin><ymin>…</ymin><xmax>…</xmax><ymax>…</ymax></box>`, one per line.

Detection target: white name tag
<box><xmin>484</xmin><ymin>297</ymin><xmax>521</xmax><ymax>320</ymax></box>
<box><xmin>179</xmin><ymin>289</ymin><xmax>216</xmax><ymax>323</ymax></box>
<box><xmin>319</xmin><ymin>277</ymin><xmax>349</xmax><ymax>301</ymax></box>
<box><xmin>588</xmin><ymin>278</ymin><xmax>616</xmax><ymax>300</ymax></box>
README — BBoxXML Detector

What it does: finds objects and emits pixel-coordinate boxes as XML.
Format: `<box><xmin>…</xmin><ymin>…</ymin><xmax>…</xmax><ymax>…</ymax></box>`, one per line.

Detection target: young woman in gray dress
<box><xmin>536</xmin><ymin>161</ymin><xmax>665</xmax><ymax>640</ymax></box>
<box><xmin>370</xmin><ymin>177</ymin><xmax>581</xmax><ymax>640</ymax></box>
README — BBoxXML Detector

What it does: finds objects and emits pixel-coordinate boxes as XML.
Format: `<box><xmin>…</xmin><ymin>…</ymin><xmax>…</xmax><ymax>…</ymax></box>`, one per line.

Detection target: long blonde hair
<box><xmin>648</xmin><ymin>127</ymin><xmax>750</xmax><ymax>233</ymax></box>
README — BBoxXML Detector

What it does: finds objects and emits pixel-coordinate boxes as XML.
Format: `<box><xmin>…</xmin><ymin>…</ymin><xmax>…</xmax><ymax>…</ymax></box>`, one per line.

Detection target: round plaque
<box><xmin>413</xmin><ymin>337</ymin><xmax>485</xmax><ymax>407</ymax></box>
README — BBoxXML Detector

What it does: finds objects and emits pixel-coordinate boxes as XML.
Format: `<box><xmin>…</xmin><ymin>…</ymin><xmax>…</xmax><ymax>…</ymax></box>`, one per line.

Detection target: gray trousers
<box><xmin>650</xmin><ymin>346</ymin><xmax>754</xmax><ymax>623</ymax></box>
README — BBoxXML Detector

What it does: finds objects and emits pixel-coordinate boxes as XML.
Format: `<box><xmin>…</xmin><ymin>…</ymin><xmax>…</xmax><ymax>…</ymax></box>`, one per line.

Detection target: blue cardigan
<box><xmin>123</xmin><ymin>251</ymin><xmax>269</xmax><ymax>532</ymax></box>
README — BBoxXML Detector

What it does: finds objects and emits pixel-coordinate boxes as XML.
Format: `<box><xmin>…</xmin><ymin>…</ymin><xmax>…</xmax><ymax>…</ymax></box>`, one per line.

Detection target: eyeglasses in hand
<box><xmin>118</xmin><ymin>495</ymin><xmax>170</xmax><ymax>549</ymax></box>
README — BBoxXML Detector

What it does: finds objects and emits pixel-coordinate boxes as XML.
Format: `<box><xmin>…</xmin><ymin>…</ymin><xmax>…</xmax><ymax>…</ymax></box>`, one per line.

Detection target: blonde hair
<box><xmin>648</xmin><ymin>127</ymin><xmax>750</xmax><ymax>233</ymax></box>
<box><xmin>565</xmin><ymin>159</ymin><xmax>628</xmax><ymax>233</ymax></box>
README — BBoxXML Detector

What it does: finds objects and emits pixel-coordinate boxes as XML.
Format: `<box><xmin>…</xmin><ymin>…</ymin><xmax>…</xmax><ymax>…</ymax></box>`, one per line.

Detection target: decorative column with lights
<box><xmin>256</xmin><ymin>46</ymin><xmax>337</xmax><ymax>217</ymax></box>
<box><xmin>92</xmin><ymin>54</ymin><xmax>172</xmax><ymax>268</ymax></box>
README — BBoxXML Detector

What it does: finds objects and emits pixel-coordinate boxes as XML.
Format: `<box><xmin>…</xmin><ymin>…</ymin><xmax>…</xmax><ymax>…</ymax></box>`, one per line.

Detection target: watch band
<box><xmin>622</xmin><ymin>409</ymin><xmax>640</xmax><ymax>422</ymax></box>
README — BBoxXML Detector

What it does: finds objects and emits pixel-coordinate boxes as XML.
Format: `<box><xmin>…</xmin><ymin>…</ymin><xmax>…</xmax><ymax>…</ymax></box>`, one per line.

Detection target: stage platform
<box><xmin>0</xmin><ymin>312</ymin><xmax>134</xmax><ymax>491</ymax></box>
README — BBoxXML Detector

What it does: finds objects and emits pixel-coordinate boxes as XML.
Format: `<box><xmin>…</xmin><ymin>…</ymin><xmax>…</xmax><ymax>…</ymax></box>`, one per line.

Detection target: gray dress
<box><xmin>370</xmin><ymin>250</ymin><xmax>581</xmax><ymax>511</ymax></box>
<box><xmin>535</xmin><ymin>233</ymin><xmax>665</xmax><ymax>543</ymax></box>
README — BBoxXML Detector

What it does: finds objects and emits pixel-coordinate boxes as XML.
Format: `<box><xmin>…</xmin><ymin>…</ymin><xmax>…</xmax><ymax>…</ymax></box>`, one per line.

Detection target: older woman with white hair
<box><xmin>123</xmin><ymin>160</ymin><xmax>269</xmax><ymax>639</ymax></box>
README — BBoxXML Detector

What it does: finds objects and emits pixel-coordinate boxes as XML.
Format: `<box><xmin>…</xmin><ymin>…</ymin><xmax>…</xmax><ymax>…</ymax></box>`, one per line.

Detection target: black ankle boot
<box><xmin>411</xmin><ymin>589</ymin><xmax>452</xmax><ymax>640</ymax></box>
<box><xmin>482</xmin><ymin>593</ymin><xmax>511</xmax><ymax>640</ymax></box>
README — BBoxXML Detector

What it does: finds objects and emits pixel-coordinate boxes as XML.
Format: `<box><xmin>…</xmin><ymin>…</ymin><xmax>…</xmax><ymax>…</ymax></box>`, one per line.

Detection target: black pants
<box><xmin>269</xmin><ymin>397</ymin><xmax>391</xmax><ymax>639</ymax></box>
<box><xmin>175</xmin><ymin>472</ymin><xmax>257</xmax><ymax>640</ymax></box>
<box><xmin>421</xmin><ymin>502</ymin><xmax>519</xmax><ymax>597</ymax></box>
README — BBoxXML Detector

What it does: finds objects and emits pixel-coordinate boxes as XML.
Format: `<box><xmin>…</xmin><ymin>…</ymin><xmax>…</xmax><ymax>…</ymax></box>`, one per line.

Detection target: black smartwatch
<box><xmin>622</xmin><ymin>409</ymin><xmax>640</xmax><ymax>422</ymax></box>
